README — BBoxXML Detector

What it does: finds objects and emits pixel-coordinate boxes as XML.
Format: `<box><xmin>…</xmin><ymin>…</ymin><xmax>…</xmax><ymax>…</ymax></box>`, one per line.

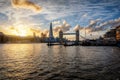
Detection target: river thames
<box><xmin>0</xmin><ymin>44</ymin><xmax>120</xmax><ymax>80</ymax></box>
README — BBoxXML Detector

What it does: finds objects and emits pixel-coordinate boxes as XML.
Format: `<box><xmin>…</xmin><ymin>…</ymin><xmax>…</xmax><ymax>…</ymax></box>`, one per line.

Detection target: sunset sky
<box><xmin>0</xmin><ymin>0</ymin><xmax>120</xmax><ymax>39</ymax></box>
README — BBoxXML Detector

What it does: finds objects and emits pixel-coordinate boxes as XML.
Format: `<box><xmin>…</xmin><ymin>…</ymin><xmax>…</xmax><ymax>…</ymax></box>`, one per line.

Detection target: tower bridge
<box><xmin>48</xmin><ymin>22</ymin><xmax>86</xmax><ymax>46</ymax></box>
<box><xmin>62</xmin><ymin>33</ymin><xmax>76</xmax><ymax>35</ymax></box>
<box><xmin>59</xmin><ymin>30</ymin><xmax>80</xmax><ymax>44</ymax></box>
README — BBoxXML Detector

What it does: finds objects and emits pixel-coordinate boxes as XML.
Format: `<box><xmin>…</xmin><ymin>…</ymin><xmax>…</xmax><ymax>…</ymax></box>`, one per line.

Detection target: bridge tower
<box><xmin>59</xmin><ymin>30</ymin><xmax>63</xmax><ymax>43</ymax></box>
<box><xmin>76</xmin><ymin>30</ymin><xmax>79</xmax><ymax>44</ymax></box>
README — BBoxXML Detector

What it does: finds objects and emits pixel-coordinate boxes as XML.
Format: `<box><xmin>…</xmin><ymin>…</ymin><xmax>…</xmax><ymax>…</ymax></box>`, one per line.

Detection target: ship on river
<box><xmin>116</xmin><ymin>26</ymin><xmax>120</xmax><ymax>47</ymax></box>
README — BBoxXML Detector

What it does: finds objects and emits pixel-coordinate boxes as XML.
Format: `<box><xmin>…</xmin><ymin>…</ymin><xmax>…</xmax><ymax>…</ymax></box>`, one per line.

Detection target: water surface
<box><xmin>0</xmin><ymin>44</ymin><xmax>120</xmax><ymax>80</ymax></box>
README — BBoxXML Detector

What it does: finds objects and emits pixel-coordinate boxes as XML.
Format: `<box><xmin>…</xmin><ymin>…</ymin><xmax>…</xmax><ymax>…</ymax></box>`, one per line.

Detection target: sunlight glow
<box><xmin>16</xmin><ymin>25</ymin><xmax>28</xmax><ymax>37</ymax></box>
<box><xmin>11</xmin><ymin>26</ymin><xmax>27</xmax><ymax>37</ymax></box>
<box><xmin>9</xmin><ymin>23</ymin><xmax>31</xmax><ymax>37</ymax></box>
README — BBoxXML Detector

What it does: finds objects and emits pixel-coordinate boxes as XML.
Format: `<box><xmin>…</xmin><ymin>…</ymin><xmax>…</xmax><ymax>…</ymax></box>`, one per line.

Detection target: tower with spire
<box><xmin>49</xmin><ymin>22</ymin><xmax>54</xmax><ymax>42</ymax></box>
<box><xmin>49</xmin><ymin>22</ymin><xmax>54</xmax><ymax>38</ymax></box>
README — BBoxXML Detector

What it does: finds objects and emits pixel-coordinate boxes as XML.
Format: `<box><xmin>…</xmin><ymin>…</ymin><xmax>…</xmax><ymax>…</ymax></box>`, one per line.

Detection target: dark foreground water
<box><xmin>0</xmin><ymin>44</ymin><xmax>120</xmax><ymax>80</ymax></box>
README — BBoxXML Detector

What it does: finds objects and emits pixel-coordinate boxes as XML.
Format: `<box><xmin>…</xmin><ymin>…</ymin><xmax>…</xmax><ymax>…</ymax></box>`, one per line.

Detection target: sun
<box><xmin>13</xmin><ymin>24</ymin><xmax>27</xmax><ymax>37</ymax></box>
<box><xmin>8</xmin><ymin>23</ymin><xmax>39</xmax><ymax>37</ymax></box>
<box><xmin>17</xmin><ymin>29</ymin><xmax>27</xmax><ymax>37</ymax></box>
<box><xmin>9</xmin><ymin>24</ymin><xmax>29</xmax><ymax>37</ymax></box>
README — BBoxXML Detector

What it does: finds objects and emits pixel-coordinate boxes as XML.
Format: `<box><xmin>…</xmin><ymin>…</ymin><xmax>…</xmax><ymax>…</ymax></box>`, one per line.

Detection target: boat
<box><xmin>47</xmin><ymin>43</ymin><xmax>62</xmax><ymax>46</ymax></box>
<box><xmin>117</xmin><ymin>41</ymin><xmax>120</xmax><ymax>47</ymax></box>
<box><xmin>64</xmin><ymin>43</ymin><xmax>74</xmax><ymax>46</ymax></box>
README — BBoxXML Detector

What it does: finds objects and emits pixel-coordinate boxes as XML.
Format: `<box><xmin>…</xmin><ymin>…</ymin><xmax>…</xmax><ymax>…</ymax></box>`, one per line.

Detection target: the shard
<box><xmin>49</xmin><ymin>23</ymin><xmax>54</xmax><ymax>42</ymax></box>
<box><xmin>49</xmin><ymin>23</ymin><xmax>54</xmax><ymax>38</ymax></box>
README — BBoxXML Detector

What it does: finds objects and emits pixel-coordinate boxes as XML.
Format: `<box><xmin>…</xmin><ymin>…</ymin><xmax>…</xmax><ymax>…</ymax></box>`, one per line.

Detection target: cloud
<box><xmin>11</xmin><ymin>0</ymin><xmax>42</xmax><ymax>12</ymax></box>
<box><xmin>84</xmin><ymin>17</ymin><xmax>120</xmax><ymax>33</ymax></box>
<box><xmin>42</xmin><ymin>29</ymin><xmax>49</xmax><ymax>36</ymax></box>
<box><xmin>87</xmin><ymin>19</ymin><xmax>101</xmax><ymax>28</ymax></box>
<box><xmin>73</xmin><ymin>24</ymin><xmax>83</xmax><ymax>31</ymax></box>
<box><xmin>52</xmin><ymin>20</ymin><xmax>61</xmax><ymax>25</ymax></box>
<box><xmin>53</xmin><ymin>20</ymin><xmax>71</xmax><ymax>33</ymax></box>
<box><xmin>82</xmin><ymin>13</ymin><xmax>88</xmax><ymax>18</ymax></box>
<box><xmin>0</xmin><ymin>13</ymin><xmax>8</xmax><ymax>25</ymax></box>
<box><xmin>81</xmin><ymin>19</ymin><xmax>101</xmax><ymax>33</ymax></box>
<box><xmin>30</xmin><ymin>28</ymin><xmax>41</xmax><ymax>33</ymax></box>
<box><xmin>99</xmin><ymin>18</ymin><xmax>120</xmax><ymax>28</ymax></box>
<box><xmin>0</xmin><ymin>0</ymin><xmax>120</xmax><ymax>39</ymax></box>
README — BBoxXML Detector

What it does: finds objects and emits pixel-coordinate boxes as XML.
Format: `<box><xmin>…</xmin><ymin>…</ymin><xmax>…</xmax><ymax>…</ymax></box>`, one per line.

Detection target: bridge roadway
<box><xmin>63</xmin><ymin>33</ymin><xmax>86</xmax><ymax>39</ymax></box>
<box><xmin>63</xmin><ymin>33</ymin><xmax>76</xmax><ymax>35</ymax></box>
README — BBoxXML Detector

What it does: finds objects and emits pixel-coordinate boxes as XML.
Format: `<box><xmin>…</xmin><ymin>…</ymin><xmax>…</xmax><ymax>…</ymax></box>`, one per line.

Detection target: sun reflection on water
<box><xmin>0</xmin><ymin>44</ymin><xmax>42</xmax><ymax>79</ymax></box>
<box><xmin>0</xmin><ymin>44</ymin><xmax>120</xmax><ymax>80</ymax></box>
<box><xmin>2</xmin><ymin>44</ymin><xmax>34</xmax><ymax>59</ymax></box>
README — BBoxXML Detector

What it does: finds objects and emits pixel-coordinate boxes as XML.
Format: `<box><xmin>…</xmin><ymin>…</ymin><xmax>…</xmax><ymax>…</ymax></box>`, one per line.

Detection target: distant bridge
<box><xmin>63</xmin><ymin>33</ymin><xmax>76</xmax><ymax>35</ymax></box>
<box><xmin>63</xmin><ymin>33</ymin><xmax>86</xmax><ymax>39</ymax></box>
<box><xmin>59</xmin><ymin>30</ymin><xmax>80</xmax><ymax>44</ymax></box>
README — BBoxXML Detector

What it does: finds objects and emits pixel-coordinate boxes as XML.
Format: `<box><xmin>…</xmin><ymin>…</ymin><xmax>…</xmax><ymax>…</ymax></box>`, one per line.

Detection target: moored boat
<box><xmin>117</xmin><ymin>41</ymin><xmax>120</xmax><ymax>47</ymax></box>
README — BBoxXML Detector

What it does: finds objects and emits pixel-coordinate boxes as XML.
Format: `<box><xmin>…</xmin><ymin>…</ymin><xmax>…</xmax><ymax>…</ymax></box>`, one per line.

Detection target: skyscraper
<box><xmin>49</xmin><ymin>22</ymin><xmax>54</xmax><ymax>38</ymax></box>
<box><xmin>49</xmin><ymin>22</ymin><xmax>55</xmax><ymax>42</ymax></box>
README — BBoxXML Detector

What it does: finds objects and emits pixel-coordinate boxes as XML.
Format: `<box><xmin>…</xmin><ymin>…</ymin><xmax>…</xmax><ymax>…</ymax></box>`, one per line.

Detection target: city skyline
<box><xmin>0</xmin><ymin>0</ymin><xmax>120</xmax><ymax>39</ymax></box>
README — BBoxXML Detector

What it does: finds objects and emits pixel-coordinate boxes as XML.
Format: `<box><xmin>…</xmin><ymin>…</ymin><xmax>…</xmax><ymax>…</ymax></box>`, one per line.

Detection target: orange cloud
<box><xmin>11</xmin><ymin>0</ymin><xmax>42</xmax><ymax>12</ymax></box>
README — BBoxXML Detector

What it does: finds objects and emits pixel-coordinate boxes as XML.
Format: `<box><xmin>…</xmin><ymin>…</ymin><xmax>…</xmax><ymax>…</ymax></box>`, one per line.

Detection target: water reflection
<box><xmin>0</xmin><ymin>44</ymin><xmax>120</xmax><ymax>80</ymax></box>
<box><xmin>0</xmin><ymin>44</ymin><xmax>42</xmax><ymax>79</ymax></box>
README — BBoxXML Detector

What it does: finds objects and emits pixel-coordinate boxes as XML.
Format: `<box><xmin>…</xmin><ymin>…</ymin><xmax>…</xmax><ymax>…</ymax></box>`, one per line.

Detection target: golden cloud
<box><xmin>11</xmin><ymin>0</ymin><xmax>42</xmax><ymax>12</ymax></box>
